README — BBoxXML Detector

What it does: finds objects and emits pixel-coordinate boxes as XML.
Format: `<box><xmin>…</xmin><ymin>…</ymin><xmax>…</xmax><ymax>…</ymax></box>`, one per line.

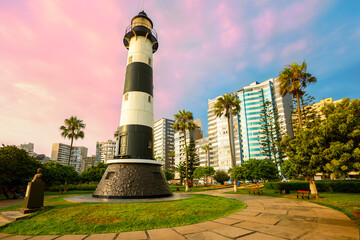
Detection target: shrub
<box><xmin>264</xmin><ymin>180</ymin><xmax>360</xmax><ymax>193</ymax></box>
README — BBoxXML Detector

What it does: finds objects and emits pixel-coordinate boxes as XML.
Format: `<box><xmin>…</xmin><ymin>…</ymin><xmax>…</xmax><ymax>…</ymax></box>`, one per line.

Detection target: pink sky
<box><xmin>1</xmin><ymin>0</ymin><xmax>359</xmax><ymax>156</ymax></box>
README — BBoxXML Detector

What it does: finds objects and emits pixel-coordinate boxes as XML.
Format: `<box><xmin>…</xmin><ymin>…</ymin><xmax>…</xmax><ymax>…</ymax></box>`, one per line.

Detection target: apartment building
<box><xmin>19</xmin><ymin>143</ymin><xmax>36</xmax><ymax>157</ymax></box>
<box><xmin>96</xmin><ymin>140</ymin><xmax>116</xmax><ymax>164</ymax></box>
<box><xmin>80</xmin><ymin>155</ymin><xmax>97</xmax><ymax>173</ymax></box>
<box><xmin>51</xmin><ymin>143</ymin><xmax>88</xmax><ymax>173</ymax></box>
<box><xmin>207</xmin><ymin>78</ymin><xmax>293</xmax><ymax>170</ymax></box>
<box><xmin>153</xmin><ymin>118</ymin><xmax>175</xmax><ymax>171</ymax></box>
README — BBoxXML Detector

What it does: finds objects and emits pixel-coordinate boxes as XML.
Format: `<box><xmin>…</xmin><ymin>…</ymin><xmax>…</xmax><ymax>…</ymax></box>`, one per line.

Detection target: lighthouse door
<box><xmin>119</xmin><ymin>134</ymin><xmax>127</xmax><ymax>155</ymax></box>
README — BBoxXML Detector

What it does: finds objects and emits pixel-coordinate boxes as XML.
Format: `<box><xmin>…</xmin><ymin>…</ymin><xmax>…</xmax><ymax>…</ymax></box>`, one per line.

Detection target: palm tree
<box><xmin>173</xmin><ymin>109</ymin><xmax>196</xmax><ymax>192</ymax></box>
<box><xmin>214</xmin><ymin>93</ymin><xmax>241</xmax><ymax>192</ymax></box>
<box><xmin>202</xmin><ymin>144</ymin><xmax>210</xmax><ymax>167</ymax></box>
<box><xmin>202</xmin><ymin>144</ymin><xmax>210</xmax><ymax>185</ymax></box>
<box><xmin>278</xmin><ymin>61</ymin><xmax>317</xmax><ymax>128</ymax></box>
<box><xmin>168</xmin><ymin>151</ymin><xmax>175</xmax><ymax>172</ymax></box>
<box><xmin>60</xmin><ymin>116</ymin><xmax>86</xmax><ymax>166</ymax></box>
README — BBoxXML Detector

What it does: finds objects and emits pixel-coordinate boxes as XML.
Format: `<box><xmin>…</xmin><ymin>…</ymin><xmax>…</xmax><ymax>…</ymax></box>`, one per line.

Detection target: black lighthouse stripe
<box><xmin>123</xmin><ymin>62</ymin><xmax>153</xmax><ymax>96</ymax></box>
<box><xmin>116</xmin><ymin>125</ymin><xmax>153</xmax><ymax>159</ymax></box>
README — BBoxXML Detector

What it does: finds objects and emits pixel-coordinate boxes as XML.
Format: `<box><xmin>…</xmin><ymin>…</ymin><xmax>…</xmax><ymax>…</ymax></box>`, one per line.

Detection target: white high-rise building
<box><xmin>195</xmin><ymin>137</ymin><xmax>210</xmax><ymax>167</ymax></box>
<box><xmin>96</xmin><ymin>140</ymin><xmax>116</xmax><ymax>164</ymax></box>
<box><xmin>51</xmin><ymin>143</ymin><xmax>88</xmax><ymax>173</ymax></box>
<box><xmin>153</xmin><ymin>118</ymin><xmax>175</xmax><ymax>171</ymax></box>
<box><xmin>19</xmin><ymin>143</ymin><xmax>36</xmax><ymax>157</ymax></box>
<box><xmin>207</xmin><ymin>78</ymin><xmax>293</xmax><ymax>170</ymax></box>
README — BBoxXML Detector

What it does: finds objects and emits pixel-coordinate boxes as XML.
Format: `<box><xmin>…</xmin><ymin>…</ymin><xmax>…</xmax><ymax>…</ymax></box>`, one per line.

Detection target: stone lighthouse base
<box><xmin>93</xmin><ymin>161</ymin><xmax>173</xmax><ymax>199</ymax></box>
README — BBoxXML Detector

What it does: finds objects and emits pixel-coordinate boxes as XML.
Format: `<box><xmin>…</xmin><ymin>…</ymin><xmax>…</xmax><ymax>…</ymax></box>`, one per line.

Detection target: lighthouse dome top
<box><xmin>131</xmin><ymin>11</ymin><xmax>153</xmax><ymax>29</ymax></box>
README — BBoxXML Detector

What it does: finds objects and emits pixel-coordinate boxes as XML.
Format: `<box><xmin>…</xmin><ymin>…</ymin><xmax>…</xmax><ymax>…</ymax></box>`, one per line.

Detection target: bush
<box><xmin>264</xmin><ymin>180</ymin><xmax>360</xmax><ymax>193</ymax></box>
<box><xmin>213</xmin><ymin>170</ymin><xmax>230</xmax><ymax>185</ymax></box>
<box><xmin>48</xmin><ymin>183</ymin><xmax>98</xmax><ymax>192</ymax></box>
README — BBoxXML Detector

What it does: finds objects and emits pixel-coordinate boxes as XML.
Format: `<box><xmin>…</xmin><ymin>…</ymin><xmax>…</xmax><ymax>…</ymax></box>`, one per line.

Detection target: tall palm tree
<box><xmin>278</xmin><ymin>61</ymin><xmax>317</xmax><ymax>128</ymax></box>
<box><xmin>168</xmin><ymin>151</ymin><xmax>175</xmax><ymax>172</ymax></box>
<box><xmin>60</xmin><ymin>116</ymin><xmax>86</xmax><ymax>166</ymax></box>
<box><xmin>173</xmin><ymin>109</ymin><xmax>196</xmax><ymax>192</ymax></box>
<box><xmin>214</xmin><ymin>93</ymin><xmax>241</xmax><ymax>192</ymax></box>
<box><xmin>202</xmin><ymin>144</ymin><xmax>210</xmax><ymax>167</ymax></box>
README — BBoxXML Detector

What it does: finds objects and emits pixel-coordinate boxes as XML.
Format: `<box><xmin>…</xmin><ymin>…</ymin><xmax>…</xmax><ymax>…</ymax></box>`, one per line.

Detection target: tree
<box><xmin>174</xmin><ymin>161</ymin><xmax>186</xmax><ymax>185</ymax></box>
<box><xmin>60</xmin><ymin>116</ymin><xmax>86</xmax><ymax>166</ymax></box>
<box><xmin>168</xmin><ymin>151</ymin><xmax>175</xmax><ymax>172</ymax></box>
<box><xmin>80</xmin><ymin>162</ymin><xmax>107</xmax><ymax>183</ymax></box>
<box><xmin>187</xmin><ymin>137</ymin><xmax>200</xmax><ymax>182</ymax></box>
<box><xmin>214</xmin><ymin>93</ymin><xmax>241</xmax><ymax>191</ymax></box>
<box><xmin>278</xmin><ymin>61</ymin><xmax>317</xmax><ymax>128</ymax></box>
<box><xmin>60</xmin><ymin>116</ymin><xmax>85</xmax><ymax>192</ymax></box>
<box><xmin>193</xmin><ymin>167</ymin><xmax>215</xmax><ymax>186</ymax></box>
<box><xmin>213</xmin><ymin>170</ymin><xmax>230</xmax><ymax>185</ymax></box>
<box><xmin>281</xmin><ymin>125</ymin><xmax>325</xmax><ymax>198</ymax></box>
<box><xmin>163</xmin><ymin>170</ymin><xmax>174</xmax><ymax>181</ymax></box>
<box><xmin>0</xmin><ymin>145</ymin><xmax>41</xmax><ymax>199</ymax></box>
<box><xmin>42</xmin><ymin>161</ymin><xmax>79</xmax><ymax>195</ymax></box>
<box><xmin>258</xmin><ymin>100</ymin><xmax>283</xmax><ymax>167</ymax></box>
<box><xmin>321</xmin><ymin>98</ymin><xmax>360</xmax><ymax>178</ymax></box>
<box><xmin>173</xmin><ymin>109</ymin><xmax>196</xmax><ymax>192</ymax></box>
<box><xmin>231</xmin><ymin>159</ymin><xmax>279</xmax><ymax>193</ymax></box>
<box><xmin>202</xmin><ymin>144</ymin><xmax>211</xmax><ymax>167</ymax></box>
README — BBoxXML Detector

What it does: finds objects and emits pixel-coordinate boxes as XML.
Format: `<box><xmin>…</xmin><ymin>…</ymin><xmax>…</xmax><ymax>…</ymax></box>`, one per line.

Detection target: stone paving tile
<box><xmin>287</xmin><ymin>210</ymin><xmax>321</xmax><ymax>218</ymax></box>
<box><xmin>0</xmin><ymin>234</ymin><xmax>12</xmax><ymax>239</ymax></box>
<box><xmin>116</xmin><ymin>231</ymin><xmax>147</xmax><ymax>240</ymax></box>
<box><xmin>193</xmin><ymin>221</ymin><xmax>226</xmax><ymax>230</ymax></box>
<box><xmin>317</xmin><ymin>217</ymin><xmax>358</xmax><ymax>227</ymax></box>
<box><xmin>56</xmin><ymin>235</ymin><xmax>88</xmax><ymax>240</ymax></box>
<box><xmin>84</xmin><ymin>233</ymin><xmax>117</xmax><ymax>240</ymax></box>
<box><xmin>261</xmin><ymin>209</ymin><xmax>287</xmax><ymax>215</ymax></box>
<box><xmin>298</xmin><ymin>231</ymin><xmax>357</xmax><ymax>240</ymax></box>
<box><xmin>186</xmin><ymin>231</ymin><xmax>231</xmax><ymax>240</ymax></box>
<box><xmin>1</xmin><ymin>236</ymin><xmax>32</xmax><ymax>240</ymax></box>
<box><xmin>147</xmin><ymin>228</ymin><xmax>185</xmax><ymax>240</ymax></box>
<box><xmin>236</xmin><ymin>232</ymin><xmax>287</xmax><ymax>240</ymax></box>
<box><xmin>227</xmin><ymin>214</ymin><xmax>281</xmax><ymax>225</ymax></box>
<box><xmin>172</xmin><ymin>225</ymin><xmax>206</xmax><ymax>235</ymax></box>
<box><xmin>27</xmin><ymin>236</ymin><xmax>59</xmax><ymax>240</ymax></box>
<box><xmin>233</xmin><ymin>211</ymin><xmax>261</xmax><ymax>217</ymax></box>
<box><xmin>233</xmin><ymin>221</ymin><xmax>306</xmax><ymax>239</ymax></box>
<box><xmin>313</xmin><ymin>223</ymin><xmax>359</xmax><ymax>239</ymax></box>
<box><xmin>213</xmin><ymin>217</ymin><xmax>242</xmax><ymax>225</ymax></box>
<box><xmin>211</xmin><ymin>225</ymin><xmax>253</xmax><ymax>238</ymax></box>
<box><xmin>276</xmin><ymin>219</ymin><xmax>316</xmax><ymax>231</ymax></box>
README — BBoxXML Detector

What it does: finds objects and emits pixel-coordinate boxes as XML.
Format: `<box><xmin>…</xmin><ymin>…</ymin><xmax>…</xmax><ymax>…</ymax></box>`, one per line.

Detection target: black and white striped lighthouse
<box><xmin>93</xmin><ymin>11</ymin><xmax>172</xmax><ymax>199</ymax></box>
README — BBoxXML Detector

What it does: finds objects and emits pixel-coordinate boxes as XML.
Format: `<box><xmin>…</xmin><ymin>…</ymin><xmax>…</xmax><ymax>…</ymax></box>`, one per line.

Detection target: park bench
<box><xmin>295</xmin><ymin>190</ymin><xmax>310</xmax><ymax>199</ymax></box>
<box><xmin>248</xmin><ymin>188</ymin><xmax>262</xmax><ymax>195</ymax></box>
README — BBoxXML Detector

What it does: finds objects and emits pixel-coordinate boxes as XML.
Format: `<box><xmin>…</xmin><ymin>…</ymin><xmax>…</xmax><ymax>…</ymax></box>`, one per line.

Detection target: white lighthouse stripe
<box><xmin>119</xmin><ymin>91</ymin><xmax>154</xmax><ymax>128</ymax></box>
<box><xmin>127</xmin><ymin>36</ymin><xmax>153</xmax><ymax>67</ymax></box>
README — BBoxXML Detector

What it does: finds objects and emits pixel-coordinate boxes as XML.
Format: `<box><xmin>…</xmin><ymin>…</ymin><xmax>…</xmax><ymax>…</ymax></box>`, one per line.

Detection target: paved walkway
<box><xmin>0</xmin><ymin>189</ymin><xmax>358</xmax><ymax>240</ymax></box>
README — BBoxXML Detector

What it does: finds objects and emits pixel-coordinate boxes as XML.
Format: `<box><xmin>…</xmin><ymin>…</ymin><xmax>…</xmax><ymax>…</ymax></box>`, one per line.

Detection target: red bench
<box><xmin>295</xmin><ymin>190</ymin><xmax>310</xmax><ymax>199</ymax></box>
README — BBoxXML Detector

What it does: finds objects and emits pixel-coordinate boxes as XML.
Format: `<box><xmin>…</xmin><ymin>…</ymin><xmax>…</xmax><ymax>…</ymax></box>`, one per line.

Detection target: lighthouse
<box><xmin>93</xmin><ymin>11</ymin><xmax>172</xmax><ymax>198</ymax></box>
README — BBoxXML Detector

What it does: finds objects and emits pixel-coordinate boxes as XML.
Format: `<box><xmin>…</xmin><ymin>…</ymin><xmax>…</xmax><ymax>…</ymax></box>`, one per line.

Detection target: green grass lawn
<box><xmin>226</xmin><ymin>188</ymin><xmax>360</xmax><ymax>229</ymax></box>
<box><xmin>0</xmin><ymin>194</ymin><xmax>245</xmax><ymax>235</ymax></box>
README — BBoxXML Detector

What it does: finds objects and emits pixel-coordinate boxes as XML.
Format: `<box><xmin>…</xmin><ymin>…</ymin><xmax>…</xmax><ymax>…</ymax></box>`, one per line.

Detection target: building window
<box><xmin>128</xmin><ymin>56</ymin><xmax>132</xmax><ymax>63</ymax></box>
<box><xmin>148</xmin><ymin>140</ymin><xmax>152</xmax><ymax>149</ymax></box>
<box><xmin>124</xmin><ymin>94</ymin><xmax>128</xmax><ymax>101</ymax></box>
<box><xmin>148</xmin><ymin>58</ymin><xmax>151</xmax><ymax>65</ymax></box>
<box><xmin>148</xmin><ymin>96</ymin><xmax>151</xmax><ymax>103</ymax></box>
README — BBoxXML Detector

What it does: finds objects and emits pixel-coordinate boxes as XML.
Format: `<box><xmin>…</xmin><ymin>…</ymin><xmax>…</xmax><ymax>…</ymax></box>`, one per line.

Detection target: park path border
<box><xmin>0</xmin><ymin>189</ymin><xmax>358</xmax><ymax>240</ymax></box>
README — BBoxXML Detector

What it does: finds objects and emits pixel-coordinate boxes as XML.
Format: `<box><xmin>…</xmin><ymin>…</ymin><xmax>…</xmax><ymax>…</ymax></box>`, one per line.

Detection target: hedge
<box><xmin>48</xmin><ymin>183</ymin><xmax>98</xmax><ymax>192</ymax></box>
<box><xmin>264</xmin><ymin>180</ymin><xmax>360</xmax><ymax>193</ymax></box>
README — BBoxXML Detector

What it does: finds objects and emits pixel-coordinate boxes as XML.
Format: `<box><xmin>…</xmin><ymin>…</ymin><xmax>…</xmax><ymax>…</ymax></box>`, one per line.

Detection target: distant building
<box><xmin>51</xmin><ymin>143</ymin><xmax>88</xmax><ymax>173</ymax></box>
<box><xmin>292</xmin><ymin>97</ymin><xmax>344</xmax><ymax>128</ymax></box>
<box><xmin>174</xmin><ymin>119</ymin><xmax>203</xmax><ymax>169</ymax></box>
<box><xmin>80</xmin><ymin>155</ymin><xmax>97</xmax><ymax>173</ymax></box>
<box><xmin>96</xmin><ymin>140</ymin><xmax>116</xmax><ymax>164</ymax></box>
<box><xmin>19</xmin><ymin>143</ymin><xmax>36</xmax><ymax>157</ymax></box>
<box><xmin>153</xmin><ymin>118</ymin><xmax>175</xmax><ymax>171</ymax></box>
<box><xmin>35</xmin><ymin>154</ymin><xmax>51</xmax><ymax>164</ymax></box>
<box><xmin>207</xmin><ymin>78</ymin><xmax>293</xmax><ymax>170</ymax></box>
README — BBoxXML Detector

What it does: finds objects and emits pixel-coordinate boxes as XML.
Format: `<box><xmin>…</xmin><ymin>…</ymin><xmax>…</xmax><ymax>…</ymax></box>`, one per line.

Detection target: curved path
<box><xmin>0</xmin><ymin>189</ymin><xmax>358</xmax><ymax>240</ymax></box>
